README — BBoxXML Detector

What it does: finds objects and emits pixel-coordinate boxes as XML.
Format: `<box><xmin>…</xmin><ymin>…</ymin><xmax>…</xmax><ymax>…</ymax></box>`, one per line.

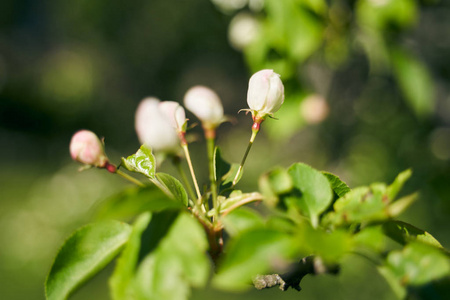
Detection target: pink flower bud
<box><xmin>70</xmin><ymin>130</ymin><xmax>107</xmax><ymax>167</ymax></box>
<box><xmin>247</xmin><ymin>69</ymin><xmax>285</xmax><ymax>119</ymax></box>
<box><xmin>135</xmin><ymin>97</ymin><xmax>180</xmax><ymax>153</ymax></box>
<box><xmin>184</xmin><ymin>86</ymin><xmax>224</xmax><ymax>129</ymax></box>
<box><xmin>159</xmin><ymin>101</ymin><xmax>187</xmax><ymax>133</ymax></box>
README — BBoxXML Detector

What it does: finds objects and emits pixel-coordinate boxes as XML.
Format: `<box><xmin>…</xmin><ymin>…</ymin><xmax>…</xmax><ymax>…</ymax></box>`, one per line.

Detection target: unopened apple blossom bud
<box><xmin>135</xmin><ymin>97</ymin><xmax>179</xmax><ymax>153</ymax></box>
<box><xmin>70</xmin><ymin>130</ymin><xmax>108</xmax><ymax>167</ymax></box>
<box><xmin>247</xmin><ymin>69</ymin><xmax>284</xmax><ymax>121</ymax></box>
<box><xmin>159</xmin><ymin>101</ymin><xmax>187</xmax><ymax>133</ymax></box>
<box><xmin>184</xmin><ymin>86</ymin><xmax>224</xmax><ymax>129</ymax></box>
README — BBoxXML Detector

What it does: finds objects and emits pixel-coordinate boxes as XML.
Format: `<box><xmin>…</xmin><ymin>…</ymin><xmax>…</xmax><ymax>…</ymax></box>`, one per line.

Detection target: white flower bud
<box><xmin>158</xmin><ymin>101</ymin><xmax>187</xmax><ymax>133</ymax></box>
<box><xmin>135</xmin><ymin>97</ymin><xmax>179</xmax><ymax>153</ymax></box>
<box><xmin>184</xmin><ymin>86</ymin><xmax>224</xmax><ymax>129</ymax></box>
<box><xmin>247</xmin><ymin>69</ymin><xmax>285</xmax><ymax>119</ymax></box>
<box><xmin>70</xmin><ymin>130</ymin><xmax>107</xmax><ymax>167</ymax></box>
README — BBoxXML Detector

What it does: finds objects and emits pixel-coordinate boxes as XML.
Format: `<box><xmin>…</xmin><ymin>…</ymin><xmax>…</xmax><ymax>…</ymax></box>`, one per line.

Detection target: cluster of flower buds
<box><xmin>69</xmin><ymin>69</ymin><xmax>285</xmax><ymax>179</ymax></box>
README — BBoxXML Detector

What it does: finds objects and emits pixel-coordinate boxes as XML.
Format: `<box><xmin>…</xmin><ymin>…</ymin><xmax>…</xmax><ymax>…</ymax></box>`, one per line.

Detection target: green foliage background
<box><xmin>0</xmin><ymin>0</ymin><xmax>449</xmax><ymax>299</ymax></box>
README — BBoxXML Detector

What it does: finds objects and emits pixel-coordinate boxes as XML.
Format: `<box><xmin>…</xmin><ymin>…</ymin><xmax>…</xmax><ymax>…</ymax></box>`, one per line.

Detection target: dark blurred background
<box><xmin>1</xmin><ymin>0</ymin><xmax>449</xmax><ymax>299</ymax></box>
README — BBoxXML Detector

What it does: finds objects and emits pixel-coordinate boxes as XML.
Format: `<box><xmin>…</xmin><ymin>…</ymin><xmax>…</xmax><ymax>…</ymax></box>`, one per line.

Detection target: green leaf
<box><xmin>156</xmin><ymin>173</ymin><xmax>188</xmax><ymax>206</ymax></box>
<box><xmin>121</xmin><ymin>145</ymin><xmax>156</xmax><ymax>179</ymax></box>
<box><xmin>386</xmin><ymin>169</ymin><xmax>412</xmax><ymax>201</ymax></box>
<box><xmin>354</xmin><ymin>226</ymin><xmax>387</xmax><ymax>252</ymax></box>
<box><xmin>222</xmin><ymin>207</ymin><xmax>265</xmax><ymax>237</ymax></box>
<box><xmin>110</xmin><ymin>213</ymin><xmax>152</xmax><ymax>300</ymax></box>
<box><xmin>322</xmin><ymin>172</ymin><xmax>351</xmax><ymax>198</ymax></box>
<box><xmin>385</xmin><ymin>242</ymin><xmax>450</xmax><ymax>286</ymax></box>
<box><xmin>214</xmin><ymin>147</ymin><xmax>230</xmax><ymax>182</ymax></box>
<box><xmin>391</xmin><ymin>48</ymin><xmax>435</xmax><ymax>118</ymax></box>
<box><xmin>382</xmin><ymin>220</ymin><xmax>444</xmax><ymax>249</ymax></box>
<box><xmin>332</xmin><ymin>185</ymin><xmax>387</xmax><ymax>225</ymax></box>
<box><xmin>213</xmin><ymin>228</ymin><xmax>295</xmax><ymax>291</ymax></box>
<box><xmin>133</xmin><ymin>212</ymin><xmax>210</xmax><ymax>300</ymax></box>
<box><xmin>287</xmin><ymin>163</ymin><xmax>333</xmax><ymax>227</ymax></box>
<box><xmin>45</xmin><ymin>220</ymin><xmax>132</xmax><ymax>300</ymax></box>
<box><xmin>96</xmin><ymin>186</ymin><xmax>183</xmax><ymax>221</ymax></box>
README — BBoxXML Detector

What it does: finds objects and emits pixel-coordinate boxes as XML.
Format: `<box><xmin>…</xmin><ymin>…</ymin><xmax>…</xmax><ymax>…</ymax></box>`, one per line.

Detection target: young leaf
<box><xmin>110</xmin><ymin>212</ymin><xmax>152</xmax><ymax>300</ymax></box>
<box><xmin>386</xmin><ymin>169</ymin><xmax>412</xmax><ymax>202</ymax></box>
<box><xmin>287</xmin><ymin>163</ymin><xmax>333</xmax><ymax>227</ymax></box>
<box><xmin>133</xmin><ymin>212</ymin><xmax>210</xmax><ymax>300</ymax></box>
<box><xmin>96</xmin><ymin>185</ymin><xmax>183</xmax><ymax>221</ymax></box>
<box><xmin>385</xmin><ymin>242</ymin><xmax>450</xmax><ymax>286</ymax></box>
<box><xmin>322</xmin><ymin>172</ymin><xmax>351</xmax><ymax>198</ymax></box>
<box><xmin>212</xmin><ymin>228</ymin><xmax>295</xmax><ymax>291</ymax></box>
<box><xmin>45</xmin><ymin>220</ymin><xmax>132</xmax><ymax>300</ymax></box>
<box><xmin>209</xmin><ymin>191</ymin><xmax>263</xmax><ymax>217</ymax></box>
<box><xmin>121</xmin><ymin>145</ymin><xmax>156</xmax><ymax>179</ymax></box>
<box><xmin>214</xmin><ymin>147</ymin><xmax>231</xmax><ymax>182</ymax></box>
<box><xmin>221</xmin><ymin>207</ymin><xmax>265</xmax><ymax>237</ymax></box>
<box><xmin>382</xmin><ymin>220</ymin><xmax>444</xmax><ymax>249</ymax></box>
<box><xmin>155</xmin><ymin>173</ymin><xmax>188</xmax><ymax>206</ymax></box>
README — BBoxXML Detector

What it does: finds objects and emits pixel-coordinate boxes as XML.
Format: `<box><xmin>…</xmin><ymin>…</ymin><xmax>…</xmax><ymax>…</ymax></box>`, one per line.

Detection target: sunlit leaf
<box><xmin>133</xmin><ymin>212</ymin><xmax>210</xmax><ymax>300</ymax></box>
<box><xmin>322</xmin><ymin>172</ymin><xmax>351</xmax><ymax>198</ymax></box>
<box><xmin>45</xmin><ymin>221</ymin><xmax>132</xmax><ymax>300</ymax></box>
<box><xmin>287</xmin><ymin>163</ymin><xmax>333</xmax><ymax>227</ymax></box>
<box><xmin>110</xmin><ymin>213</ymin><xmax>152</xmax><ymax>300</ymax></box>
<box><xmin>386</xmin><ymin>169</ymin><xmax>412</xmax><ymax>202</ymax></box>
<box><xmin>156</xmin><ymin>173</ymin><xmax>188</xmax><ymax>206</ymax></box>
<box><xmin>382</xmin><ymin>220</ymin><xmax>444</xmax><ymax>249</ymax></box>
<box><xmin>213</xmin><ymin>228</ymin><xmax>295</xmax><ymax>291</ymax></box>
<box><xmin>385</xmin><ymin>242</ymin><xmax>450</xmax><ymax>286</ymax></box>
<box><xmin>121</xmin><ymin>145</ymin><xmax>156</xmax><ymax>179</ymax></box>
<box><xmin>96</xmin><ymin>186</ymin><xmax>183</xmax><ymax>221</ymax></box>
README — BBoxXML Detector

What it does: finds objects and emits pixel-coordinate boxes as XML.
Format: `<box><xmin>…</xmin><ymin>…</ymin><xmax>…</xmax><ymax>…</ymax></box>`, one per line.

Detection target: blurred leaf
<box><xmin>385</xmin><ymin>242</ymin><xmax>450</xmax><ymax>286</ymax></box>
<box><xmin>133</xmin><ymin>212</ymin><xmax>210</xmax><ymax>300</ymax></box>
<box><xmin>110</xmin><ymin>213</ymin><xmax>152</xmax><ymax>300</ymax></box>
<box><xmin>45</xmin><ymin>221</ymin><xmax>132</xmax><ymax>300</ymax></box>
<box><xmin>382</xmin><ymin>220</ymin><xmax>444</xmax><ymax>249</ymax></box>
<box><xmin>222</xmin><ymin>207</ymin><xmax>265</xmax><ymax>237</ymax></box>
<box><xmin>96</xmin><ymin>186</ymin><xmax>183</xmax><ymax>221</ymax></box>
<box><xmin>354</xmin><ymin>226</ymin><xmax>386</xmax><ymax>252</ymax></box>
<box><xmin>121</xmin><ymin>145</ymin><xmax>156</xmax><ymax>179</ymax></box>
<box><xmin>386</xmin><ymin>169</ymin><xmax>412</xmax><ymax>201</ymax></box>
<box><xmin>300</xmin><ymin>225</ymin><xmax>353</xmax><ymax>263</ymax></box>
<box><xmin>322</xmin><ymin>171</ymin><xmax>351</xmax><ymax>198</ymax></box>
<box><xmin>377</xmin><ymin>265</ymin><xmax>407</xmax><ymax>299</ymax></box>
<box><xmin>259</xmin><ymin>167</ymin><xmax>294</xmax><ymax>207</ymax></box>
<box><xmin>391</xmin><ymin>48</ymin><xmax>435</xmax><ymax>117</ymax></box>
<box><xmin>213</xmin><ymin>228</ymin><xmax>295</xmax><ymax>290</ymax></box>
<box><xmin>156</xmin><ymin>173</ymin><xmax>188</xmax><ymax>206</ymax></box>
<box><xmin>287</xmin><ymin>163</ymin><xmax>333</xmax><ymax>227</ymax></box>
<box><xmin>265</xmin><ymin>0</ymin><xmax>324</xmax><ymax>62</ymax></box>
<box><xmin>332</xmin><ymin>185</ymin><xmax>387</xmax><ymax>225</ymax></box>
<box><xmin>356</xmin><ymin>0</ymin><xmax>417</xmax><ymax>30</ymax></box>
<box><xmin>386</xmin><ymin>193</ymin><xmax>417</xmax><ymax>217</ymax></box>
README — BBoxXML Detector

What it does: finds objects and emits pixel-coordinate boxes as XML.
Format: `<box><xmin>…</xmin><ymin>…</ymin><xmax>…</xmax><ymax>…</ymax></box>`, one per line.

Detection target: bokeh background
<box><xmin>1</xmin><ymin>0</ymin><xmax>449</xmax><ymax>299</ymax></box>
